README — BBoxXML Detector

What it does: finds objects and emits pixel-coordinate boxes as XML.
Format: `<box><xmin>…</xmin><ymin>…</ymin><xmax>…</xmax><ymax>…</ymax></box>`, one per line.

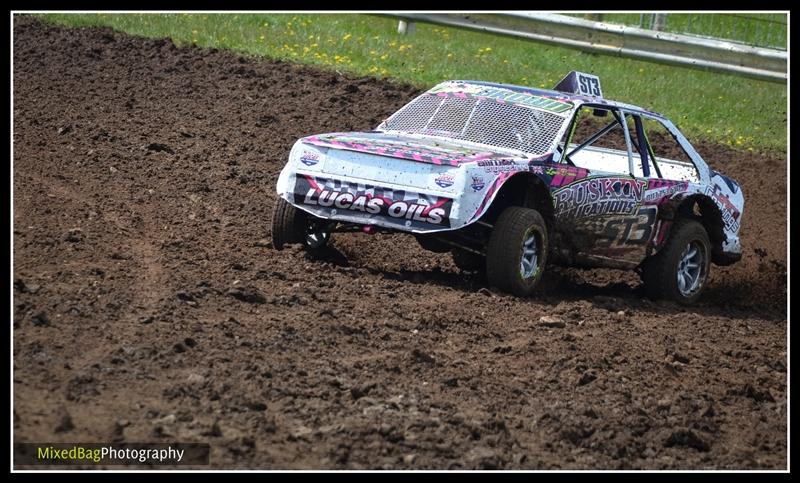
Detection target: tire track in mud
<box><xmin>13</xmin><ymin>16</ymin><xmax>786</xmax><ymax>469</ymax></box>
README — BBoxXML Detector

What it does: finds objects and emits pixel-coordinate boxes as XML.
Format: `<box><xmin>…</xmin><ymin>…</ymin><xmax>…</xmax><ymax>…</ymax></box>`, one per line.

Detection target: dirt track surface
<box><xmin>13</xmin><ymin>17</ymin><xmax>787</xmax><ymax>470</ymax></box>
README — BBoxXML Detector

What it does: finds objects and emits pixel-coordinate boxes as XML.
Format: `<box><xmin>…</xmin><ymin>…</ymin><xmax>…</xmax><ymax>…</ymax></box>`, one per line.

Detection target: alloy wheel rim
<box><xmin>305</xmin><ymin>226</ymin><xmax>329</xmax><ymax>249</ymax></box>
<box><xmin>677</xmin><ymin>241</ymin><xmax>706</xmax><ymax>296</ymax></box>
<box><xmin>520</xmin><ymin>230</ymin><xmax>539</xmax><ymax>279</ymax></box>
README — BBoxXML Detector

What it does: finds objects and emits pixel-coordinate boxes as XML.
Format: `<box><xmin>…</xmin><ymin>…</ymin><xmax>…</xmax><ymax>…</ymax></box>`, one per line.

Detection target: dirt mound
<box><xmin>13</xmin><ymin>16</ymin><xmax>786</xmax><ymax>469</ymax></box>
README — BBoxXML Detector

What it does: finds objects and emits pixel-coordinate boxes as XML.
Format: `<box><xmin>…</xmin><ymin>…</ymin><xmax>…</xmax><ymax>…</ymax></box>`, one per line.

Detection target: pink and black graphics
<box><xmin>301</xmin><ymin>132</ymin><xmax>510</xmax><ymax>167</ymax></box>
<box><xmin>642</xmin><ymin>179</ymin><xmax>689</xmax><ymax>206</ymax></box>
<box><xmin>553</xmin><ymin>177</ymin><xmax>647</xmax><ymax>219</ymax></box>
<box><xmin>294</xmin><ymin>174</ymin><xmax>454</xmax><ymax>230</ymax></box>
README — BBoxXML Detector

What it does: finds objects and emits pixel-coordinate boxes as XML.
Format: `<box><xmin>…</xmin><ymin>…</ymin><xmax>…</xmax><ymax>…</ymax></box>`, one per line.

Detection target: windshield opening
<box><xmin>378</xmin><ymin>91</ymin><xmax>573</xmax><ymax>155</ymax></box>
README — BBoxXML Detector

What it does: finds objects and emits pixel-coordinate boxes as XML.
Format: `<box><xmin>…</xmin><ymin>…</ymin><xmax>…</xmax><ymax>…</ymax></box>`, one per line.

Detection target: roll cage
<box><xmin>554</xmin><ymin>103</ymin><xmax>707</xmax><ymax>183</ymax></box>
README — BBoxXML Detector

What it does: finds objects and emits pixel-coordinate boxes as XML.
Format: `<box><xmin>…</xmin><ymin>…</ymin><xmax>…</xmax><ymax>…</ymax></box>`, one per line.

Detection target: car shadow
<box><xmin>359</xmin><ymin>262</ymin><xmax>781</xmax><ymax>323</ymax></box>
<box><xmin>297</xmin><ymin>243</ymin><xmax>784</xmax><ymax>322</ymax></box>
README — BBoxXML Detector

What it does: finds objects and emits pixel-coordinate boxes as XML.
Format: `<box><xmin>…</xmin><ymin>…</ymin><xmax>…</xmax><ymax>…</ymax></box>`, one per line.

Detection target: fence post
<box><xmin>398</xmin><ymin>20</ymin><xmax>416</xmax><ymax>35</ymax></box>
<box><xmin>652</xmin><ymin>13</ymin><xmax>667</xmax><ymax>31</ymax></box>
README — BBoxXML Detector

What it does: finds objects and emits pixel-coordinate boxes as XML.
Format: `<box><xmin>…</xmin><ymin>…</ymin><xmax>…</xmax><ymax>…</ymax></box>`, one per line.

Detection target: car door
<box><xmin>589</xmin><ymin>112</ymin><xmax>660</xmax><ymax>264</ymax></box>
<box><xmin>552</xmin><ymin>106</ymin><xmax>652</xmax><ymax>267</ymax></box>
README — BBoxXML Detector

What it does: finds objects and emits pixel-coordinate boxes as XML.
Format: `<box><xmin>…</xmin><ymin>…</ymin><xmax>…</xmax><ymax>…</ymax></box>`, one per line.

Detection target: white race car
<box><xmin>273</xmin><ymin>71</ymin><xmax>744</xmax><ymax>304</ymax></box>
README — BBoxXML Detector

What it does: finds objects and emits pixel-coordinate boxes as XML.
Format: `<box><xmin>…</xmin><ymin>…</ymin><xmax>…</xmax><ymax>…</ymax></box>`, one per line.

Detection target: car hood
<box><xmin>300</xmin><ymin>131</ymin><xmax>520</xmax><ymax>167</ymax></box>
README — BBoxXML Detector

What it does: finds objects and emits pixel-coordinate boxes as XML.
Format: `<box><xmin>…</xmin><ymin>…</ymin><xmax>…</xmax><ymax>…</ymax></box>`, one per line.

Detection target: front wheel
<box><xmin>271</xmin><ymin>197</ymin><xmax>331</xmax><ymax>251</ymax></box>
<box><xmin>642</xmin><ymin>218</ymin><xmax>711</xmax><ymax>305</ymax></box>
<box><xmin>485</xmin><ymin>206</ymin><xmax>548</xmax><ymax>297</ymax></box>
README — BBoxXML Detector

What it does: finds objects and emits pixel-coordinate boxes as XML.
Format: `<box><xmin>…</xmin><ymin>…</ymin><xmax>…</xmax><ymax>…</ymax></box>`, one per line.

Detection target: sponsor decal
<box><xmin>428</xmin><ymin>83</ymin><xmax>485</xmax><ymax>95</ymax></box>
<box><xmin>553</xmin><ymin>177</ymin><xmax>646</xmax><ymax>219</ymax></box>
<box><xmin>546</xmin><ymin>165</ymin><xmax>590</xmax><ymax>187</ymax></box>
<box><xmin>477</xmin><ymin>159</ymin><xmax>515</xmax><ymax>168</ymax></box>
<box><xmin>294</xmin><ymin>175</ymin><xmax>453</xmax><ymax>228</ymax></box>
<box><xmin>470</xmin><ymin>175</ymin><xmax>485</xmax><ymax>191</ymax></box>
<box><xmin>435</xmin><ymin>173</ymin><xmax>455</xmax><ymax>189</ymax></box>
<box><xmin>473</xmin><ymin>87</ymin><xmax>574</xmax><ymax>114</ymax></box>
<box><xmin>477</xmin><ymin>159</ymin><xmax>521</xmax><ymax>174</ymax></box>
<box><xmin>428</xmin><ymin>86</ymin><xmax>574</xmax><ymax>114</ymax></box>
<box><xmin>642</xmin><ymin>180</ymin><xmax>688</xmax><ymax>204</ymax></box>
<box><xmin>710</xmin><ymin>183</ymin><xmax>741</xmax><ymax>232</ymax></box>
<box><xmin>299</xmin><ymin>151</ymin><xmax>320</xmax><ymax>166</ymax></box>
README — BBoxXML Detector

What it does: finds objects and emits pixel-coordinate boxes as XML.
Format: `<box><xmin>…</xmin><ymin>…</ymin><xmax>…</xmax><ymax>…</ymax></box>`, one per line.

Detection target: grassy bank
<box><xmin>36</xmin><ymin>13</ymin><xmax>787</xmax><ymax>152</ymax></box>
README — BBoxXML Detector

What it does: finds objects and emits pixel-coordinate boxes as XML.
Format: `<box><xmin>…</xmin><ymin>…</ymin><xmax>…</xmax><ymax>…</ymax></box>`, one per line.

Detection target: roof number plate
<box><xmin>554</xmin><ymin>71</ymin><xmax>603</xmax><ymax>99</ymax></box>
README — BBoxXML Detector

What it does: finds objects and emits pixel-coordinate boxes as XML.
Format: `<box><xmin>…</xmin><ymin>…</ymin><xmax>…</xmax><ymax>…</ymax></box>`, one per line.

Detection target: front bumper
<box><xmin>275</xmin><ymin>142</ymin><xmax>501</xmax><ymax>234</ymax></box>
<box><xmin>278</xmin><ymin>170</ymin><xmax>461</xmax><ymax>234</ymax></box>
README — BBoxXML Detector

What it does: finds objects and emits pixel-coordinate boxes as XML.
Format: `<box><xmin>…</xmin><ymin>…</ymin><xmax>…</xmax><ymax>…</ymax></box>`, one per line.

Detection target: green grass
<box><xmin>572</xmin><ymin>13</ymin><xmax>787</xmax><ymax>50</ymax></box>
<box><xmin>36</xmin><ymin>13</ymin><xmax>787</xmax><ymax>153</ymax></box>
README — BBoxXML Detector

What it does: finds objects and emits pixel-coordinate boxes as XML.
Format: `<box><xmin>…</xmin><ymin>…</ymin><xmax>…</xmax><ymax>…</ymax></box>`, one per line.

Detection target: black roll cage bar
<box><xmin>560</xmin><ymin>103</ymin><xmax>664</xmax><ymax>178</ymax></box>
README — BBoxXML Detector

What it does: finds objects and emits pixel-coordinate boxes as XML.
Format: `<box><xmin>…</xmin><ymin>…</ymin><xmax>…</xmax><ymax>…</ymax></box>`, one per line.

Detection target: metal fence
<box><xmin>391</xmin><ymin>13</ymin><xmax>787</xmax><ymax>83</ymax></box>
<box><xmin>573</xmin><ymin>13</ymin><xmax>788</xmax><ymax>51</ymax></box>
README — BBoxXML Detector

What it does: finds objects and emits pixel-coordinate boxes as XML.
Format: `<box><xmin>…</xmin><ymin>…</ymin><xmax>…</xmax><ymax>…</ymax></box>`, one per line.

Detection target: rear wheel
<box><xmin>485</xmin><ymin>206</ymin><xmax>548</xmax><ymax>297</ymax></box>
<box><xmin>642</xmin><ymin>218</ymin><xmax>711</xmax><ymax>305</ymax></box>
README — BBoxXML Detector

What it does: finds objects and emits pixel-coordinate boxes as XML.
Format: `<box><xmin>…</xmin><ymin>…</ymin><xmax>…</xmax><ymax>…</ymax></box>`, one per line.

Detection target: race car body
<box><xmin>274</xmin><ymin>72</ymin><xmax>744</xmax><ymax>304</ymax></box>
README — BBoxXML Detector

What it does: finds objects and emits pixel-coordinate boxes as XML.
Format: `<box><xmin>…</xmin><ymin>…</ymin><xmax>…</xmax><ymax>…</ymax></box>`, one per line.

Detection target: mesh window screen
<box><xmin>380</xmin><ymin>94</ymin><xmax>570</xmax><ymax>155</ymax></box>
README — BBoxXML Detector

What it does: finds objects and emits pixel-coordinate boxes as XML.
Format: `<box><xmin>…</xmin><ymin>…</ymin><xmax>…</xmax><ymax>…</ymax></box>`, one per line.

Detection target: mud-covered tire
<box><xmin>642</xmin><ymin>218</ymin><xmax>711</xmax><ymax>305</ymax></box>
<box><xmin>452</xmin><ymin>248</ymin><xmax>484</xmax><ymax>273</ymax></box>
<box><xmin>486</xmin><ymin>206</ymin><xmax>548</xmax><ymax>297</ymax></box>
<box><xmin>271</xmin><ymin>197</ymin><xmax>306</xmax><ymax>250</ymax></box>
